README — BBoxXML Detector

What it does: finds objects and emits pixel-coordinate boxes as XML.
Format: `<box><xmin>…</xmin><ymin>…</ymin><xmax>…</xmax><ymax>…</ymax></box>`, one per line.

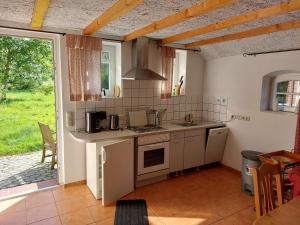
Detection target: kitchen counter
<box><xmin>71</xmin><ymin>121</ymin><xmax>224</xmax><ymax>143</ymax></box>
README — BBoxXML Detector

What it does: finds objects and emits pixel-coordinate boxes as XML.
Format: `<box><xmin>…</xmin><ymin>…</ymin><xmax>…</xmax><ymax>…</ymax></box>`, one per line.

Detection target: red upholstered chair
<box><xmin>288</xmin><ymin>167</ymin><xmax>300</xmax><ymax>198</ymax></box>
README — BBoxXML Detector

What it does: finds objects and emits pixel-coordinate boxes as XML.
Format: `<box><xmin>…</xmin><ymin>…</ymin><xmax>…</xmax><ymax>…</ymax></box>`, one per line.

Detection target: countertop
<box><xmin>71</xmin><ymin>121</ymin><xmax>225</xmax><ymax>143</ymax></box>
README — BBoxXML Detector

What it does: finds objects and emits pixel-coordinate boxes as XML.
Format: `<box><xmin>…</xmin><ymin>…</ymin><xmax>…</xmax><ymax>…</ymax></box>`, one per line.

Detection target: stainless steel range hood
<box><xmin>122</xmin><ymin>37</ymin><xmax>167</xmax><ymax>80</ymax></box>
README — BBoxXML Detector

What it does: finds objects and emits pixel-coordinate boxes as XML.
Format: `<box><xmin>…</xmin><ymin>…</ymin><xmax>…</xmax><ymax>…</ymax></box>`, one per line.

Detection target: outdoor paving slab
<box><xmin>0</xmin><ymin>151</ymin><xmax>57</xmax><ymax>189</ymax></box>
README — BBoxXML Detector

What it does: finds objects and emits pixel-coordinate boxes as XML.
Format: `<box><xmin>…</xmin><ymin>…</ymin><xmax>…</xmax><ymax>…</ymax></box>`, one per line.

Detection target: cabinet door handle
<box><xmin>102</xmin><ymin>149</ymin><xmax>107</xmax><ymax>164</ymax></box>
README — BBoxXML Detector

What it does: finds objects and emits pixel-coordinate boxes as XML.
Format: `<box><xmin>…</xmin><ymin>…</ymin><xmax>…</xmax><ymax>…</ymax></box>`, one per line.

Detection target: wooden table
<box><xmin>253</xmin><ymin>197</ymin><xmax>300</xmax><ymax>225</ymax></box>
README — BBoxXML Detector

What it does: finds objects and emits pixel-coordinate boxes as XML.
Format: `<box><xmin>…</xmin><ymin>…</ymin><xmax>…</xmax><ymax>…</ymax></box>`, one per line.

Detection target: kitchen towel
<box><xmin>114</xmin><ymin>199</ymin><xmax>149</xmax><ymax>225</ymax></box>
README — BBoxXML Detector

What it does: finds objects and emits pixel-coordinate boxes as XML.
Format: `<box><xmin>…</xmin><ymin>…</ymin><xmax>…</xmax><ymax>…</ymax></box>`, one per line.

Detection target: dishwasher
<box><xmin>205</xmin><ymin>127</ymin><xmax>229</xmax><ymax>164</ymax></box>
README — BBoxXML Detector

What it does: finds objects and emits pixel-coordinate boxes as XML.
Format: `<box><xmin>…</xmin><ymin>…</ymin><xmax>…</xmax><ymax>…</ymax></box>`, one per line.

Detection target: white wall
<box><xmin>61</xmin><ymin>39</ymin><xmax>205</xmax><ymax>183</ymax></box>
<box><xmin>204</xmin><ymin>51</ymin><xmax>300</xmax><ymax>171</ymax></box>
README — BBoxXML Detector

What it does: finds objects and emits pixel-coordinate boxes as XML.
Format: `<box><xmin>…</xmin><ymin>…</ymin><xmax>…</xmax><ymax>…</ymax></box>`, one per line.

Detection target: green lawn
<box><xmin>0</xmin><ymin>91</ymin><xmax>56</xmax><ymax>156</ymax></box>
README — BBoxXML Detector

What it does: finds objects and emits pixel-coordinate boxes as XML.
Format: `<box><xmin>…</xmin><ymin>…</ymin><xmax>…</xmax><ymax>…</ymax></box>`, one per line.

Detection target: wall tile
<box><xmin>123</xmin><ymin>80</ymin><xmax>132</xmax><ymax>89</ymax></box>
<box><xmin>146</xmin><ymin>89</ymin><xmax>154</xmax><ymax>97</ymax></box>
<box><xmin>123</xmin><ymin>98</ymin><xmax>131</xmax><ymax>107</ymax></box>
<box><xmin>173</xmin><ymin>96</ymin><xmax>180</xmax><ymax>104</ymax></box>
<box><xmin>114</xmin><ymin>98</ymin><xmax>123</xmax><ymax>107</ymax></box>
<box><xmin>214</xmin><ymin>112</ymin><xmax>220</xmax><ymax>121</ymax></box>
<box><xmin>214</xmin><ymin>104</ymin><xmax>220</xmax><ymax>113</ymax></box>
<box><xmin>123</xmin><ymin>89</ymin><xmax>131</xmax><ymax>98</ymax></box>
<box><xmin>174</xmin><ymin>112</ymin><xmax>179</xmax><ymax>120</ymax></box>
<box><xmin>132</xmin><ymin>89</ymin><xmax>139</xmax><ymax>97</ymax></box>
<box><xmin>220</xmin><ymin>105</ymin><xmax>227</xmax><ymax>114</ymax></box>
<box><xmin>106</xmin><ymin>99</ymin><xmax>114</xmax><ymax>107</ymax></box>
<box><xmin>75</xmin><ymin>109</ymin><xmax>85</xmax><ymax>120</ymax></box>
<box><xmin>132</xmin><ymin>98</ymin><xmax>139</xmax><ymax>107</ymax></box>
<box><xmin>173</xmin><ymin>104</ymin><xmax>180</xmax><ymax>112</ymax></box>
<box><xmin>76</xmin><ymin>102</ymin><xmax>86</xmax><ymax>109</ymax></box>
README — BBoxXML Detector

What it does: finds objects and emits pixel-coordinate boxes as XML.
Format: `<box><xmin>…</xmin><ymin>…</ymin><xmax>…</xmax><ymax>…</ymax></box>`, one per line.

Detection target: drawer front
<box><xmin>171</xmin><ymin>131</ymin><xmax>185</xmax><ymax>140</ymax></box>
<box><xmin>184</xmin><ymin>129</ymin><xmax>204</xmax><ymax>137</ymax></box>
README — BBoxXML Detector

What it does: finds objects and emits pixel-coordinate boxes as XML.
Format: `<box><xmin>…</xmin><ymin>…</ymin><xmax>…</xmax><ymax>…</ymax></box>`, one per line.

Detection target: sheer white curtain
<box><xmin>66</xmin><ymin>34</ymin><xmax>102</xmax><ymax>101</ymax></box>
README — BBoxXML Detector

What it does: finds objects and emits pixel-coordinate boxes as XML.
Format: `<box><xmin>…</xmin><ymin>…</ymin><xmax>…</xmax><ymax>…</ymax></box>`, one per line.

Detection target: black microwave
<box><xmin>85</xmin><ymin>111</ymin><xmax>107</xmax><ymax>133</ymax></box>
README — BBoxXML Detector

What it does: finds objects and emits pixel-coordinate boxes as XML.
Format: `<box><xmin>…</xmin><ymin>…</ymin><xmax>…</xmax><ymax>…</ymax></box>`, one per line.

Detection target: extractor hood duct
<box><xmin>122</xmin><ymin>37</ymin><xmax>167</xmax><ymax>80</ymax></box>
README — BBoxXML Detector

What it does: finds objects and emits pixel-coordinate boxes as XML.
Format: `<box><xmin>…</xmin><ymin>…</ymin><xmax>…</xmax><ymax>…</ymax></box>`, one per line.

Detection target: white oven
<box><xmin>137</xmin><ymin>133</ymin><xmax>170</xmax><ymax>176</ymax></box>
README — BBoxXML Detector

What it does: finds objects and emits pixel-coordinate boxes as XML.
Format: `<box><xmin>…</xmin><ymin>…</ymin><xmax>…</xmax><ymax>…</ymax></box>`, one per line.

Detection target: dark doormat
<box><xmin>114</xmin><ymin>199</ymin><xmax>149</xmax><ymax>225</ymax></box>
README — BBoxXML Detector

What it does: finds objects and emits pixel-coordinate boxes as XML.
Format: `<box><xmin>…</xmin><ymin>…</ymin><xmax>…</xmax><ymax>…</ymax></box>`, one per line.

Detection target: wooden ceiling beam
<box><xmin>185</xmin><ymin>18</ymin><xmax>300</xmax><ymax>48</ymax></box>
<box><xmin>31</xmin><ymin>0</ymin><xmax>51</xmax><ymax>30</ymax></box>
<box><xmin>161</xmin><ymin>0</ymin><xmax>300</xmax><ymax>44</ymax></box>
<box><xmin>123</xmin><ymin>0</ymin><xmax>236</xmax><ymax>41</ymax></box>
<box><xmin>83</xmin><ymin>0</ymin><xmax>143</xmax><ymax>35</ymax></box>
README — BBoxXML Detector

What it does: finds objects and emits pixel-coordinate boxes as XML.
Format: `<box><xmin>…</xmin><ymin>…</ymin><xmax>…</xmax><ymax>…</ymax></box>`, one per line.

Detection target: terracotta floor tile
<box><xmin>0</xmin><ymin>166</ymin><xmax>256</xmax><ymax>225</ymax></box>
<box><xmin>0</xmin><ymin>211</ymin><xmax>27</xmax><ymax>225</ymax></box>
<box><xmin>26</xmin><ymin>191</ymin><xmax>55</xmax><ymax>209</ymax></box>
<box><xmin>213</xmin><ymin>207</ymin><xmax>255</xmax><ymax>225</ymax></box>
<box><xmin>0</xmin><ymin>196</ymin><xmax>26</xmax><ymax>215</ymax></box>
<box><xmin>30</xmin><ymin>216</ymin><xmax>62</xmax><ymax>225</ymax></box>
<box><xmin>26</xmin><ymin>203</ymin><xmax>58</xmax><ymax>224</ymax></box>
<box><xmin>88</xmin><ymin>203</ymin><xmax>115</xmax><ymax>222</ymax></box>
<box><xmin>56</xmin><ymin>194</ymin><xmax>100</xmax><ymax>214</ymax></box>
<box><xmin>60</xmin><ymin>208</ymin><xmax>94</xmax><ymax>225</ymax></box>
<box><xmin>52</xmin><ymin>186</ymin><xmax>91</xmax><ymax>202</ymax></box>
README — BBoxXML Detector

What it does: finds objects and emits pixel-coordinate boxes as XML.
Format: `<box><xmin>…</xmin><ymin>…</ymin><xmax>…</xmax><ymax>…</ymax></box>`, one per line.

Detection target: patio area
<box><xmin>0</xmin><ymin>151</ymin><xmax>57</xmax><ymax>190</ymax></box>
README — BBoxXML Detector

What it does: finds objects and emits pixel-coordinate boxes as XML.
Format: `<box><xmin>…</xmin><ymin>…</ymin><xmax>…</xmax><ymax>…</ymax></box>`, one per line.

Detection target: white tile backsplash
<box><xmin>74</xmin><ymin>80</ymin><xmax>206</xmax><ymax>130</ymax></box>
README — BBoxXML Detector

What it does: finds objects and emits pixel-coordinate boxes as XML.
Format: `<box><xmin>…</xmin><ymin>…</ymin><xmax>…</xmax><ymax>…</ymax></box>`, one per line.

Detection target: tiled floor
<box><xmin>0</xmin><ymin>166</ymin><xmax>255</xmax><ymax>225</ymax></box>
<box><xmin>0</xmin><ymin>179</ymin><xmax>58</xmax><ymax>199</ymax></box>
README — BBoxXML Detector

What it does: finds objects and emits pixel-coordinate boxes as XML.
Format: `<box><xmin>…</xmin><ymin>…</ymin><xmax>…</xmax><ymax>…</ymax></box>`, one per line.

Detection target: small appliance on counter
<box><xmin>109</xmin><ymin>114</ymin><xmax>119</xmax><ymax>130</ymax></box>
<box><xmin>86</xmin><ymin>111</ymin><xmax>107</xmax><ymax>133</ymax></box>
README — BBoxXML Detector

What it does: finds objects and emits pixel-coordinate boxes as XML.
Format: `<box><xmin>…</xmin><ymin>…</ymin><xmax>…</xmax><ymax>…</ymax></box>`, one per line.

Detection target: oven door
<box><xmin>137</xmin><ymin>142</ymin><xmax>169</xmax><ymax>175</ymax></box>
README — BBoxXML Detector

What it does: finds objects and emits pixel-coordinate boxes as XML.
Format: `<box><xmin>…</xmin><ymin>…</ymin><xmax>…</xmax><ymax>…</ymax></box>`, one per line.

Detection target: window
<box><xmin>172</xmin><ymin>49</ymin><xmax>187</xmax><ymax>96</ymax></box>
<box><xmin>275</xmin><ymin>80</ymin><xmax>300</xmax><ymax>112</ymax></box>
<box><xmin>101</xmin><ymin>51</ymin><xmax>110</xmax><ymax>90</ymax></box>
<box><xmin>100</xmin><ymin>41</ymin><xmax>122</xmax><ymax>98</ymax></box>
<box><xmin>260</xmin><ymin>71</ymin><xmax>300</xmax><ymax>112</ymax></box>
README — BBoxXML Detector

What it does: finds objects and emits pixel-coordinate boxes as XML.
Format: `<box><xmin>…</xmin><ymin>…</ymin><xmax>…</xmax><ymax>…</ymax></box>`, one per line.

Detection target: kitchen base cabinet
<box><xmin>170</xmin><ymin>138</ymin><xmax>184</xmax><ymax>173</ymax></box>
<box><xmin>183</xmin><ymin>129</ymin><xmax>205</xmax><ymax>170</ymax></box>
<box><xmin>183</xmin><ymin>135</ymin><xmax>205</xmax><ymax>169</ymax></box>
<box><xmin>170</xmin><ymin>129</ymin><xmax>205</xmax><ymax>172</ymax></box>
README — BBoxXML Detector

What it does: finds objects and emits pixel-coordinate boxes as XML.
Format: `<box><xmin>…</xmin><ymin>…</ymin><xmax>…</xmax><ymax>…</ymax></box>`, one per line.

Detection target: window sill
<box><xmin>261</xmin><ymin>110</ymin><xmax>297</xmax><ymax>116</ymax></box>
<box><xmin>102</xmin><ymin>96</ymin><xmax>122</xmax><ymax>99</ymax></box>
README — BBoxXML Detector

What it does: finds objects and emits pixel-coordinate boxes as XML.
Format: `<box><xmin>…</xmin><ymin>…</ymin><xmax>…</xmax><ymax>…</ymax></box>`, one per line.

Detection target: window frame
<box><xmin>270</xmin><ymin>74</ymin><xmax>300</xmax><ymax>113</ymax></box>
<box><xmin>101</xmin><ymin>45</ymin><xmax>116</xmax><ymax>96</ymax></box>
<box><xmin>275</xmin><ymin>80</ymin><xmax>300</xmax><ymax>112</ymax></box>
<box><xmin>172</xmin><ymin>49</ymin><xmax>187</xmax><ymax>97</ymax></box>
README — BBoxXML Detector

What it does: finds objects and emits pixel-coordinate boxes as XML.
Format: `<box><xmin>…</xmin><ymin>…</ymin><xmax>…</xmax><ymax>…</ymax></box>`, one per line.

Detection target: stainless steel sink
<box><xmin>173</xmin><ymin>122</ymin><xmax>198</xmax><ymax>127</ymax></box>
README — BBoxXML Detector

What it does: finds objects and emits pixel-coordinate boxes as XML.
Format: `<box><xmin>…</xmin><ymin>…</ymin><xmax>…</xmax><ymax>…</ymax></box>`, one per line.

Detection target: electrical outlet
<box><xmin>216</xmin><ymin>97</ymin><xmax>221</xmax><ymax>104</ymax></box>
<box><xmin>231</xmin><ymin>114</ymin><xmax>251</xmax><ymax>121</ymax></box>
<box><xmin>221</xmin><ymin>97</ymin><xmax>228</xmax><ymax>106</ymax></box>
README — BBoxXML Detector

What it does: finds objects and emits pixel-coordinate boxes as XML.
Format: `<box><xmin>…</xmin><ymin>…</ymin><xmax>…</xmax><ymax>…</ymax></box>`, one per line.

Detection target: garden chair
<box><xmin>38</xmin><ymin>122</ymin><xmax>57</xmax><ymax>170</ymax></box>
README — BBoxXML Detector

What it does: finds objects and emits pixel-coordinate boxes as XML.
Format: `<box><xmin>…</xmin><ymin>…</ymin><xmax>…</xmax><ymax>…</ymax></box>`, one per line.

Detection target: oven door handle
<box><xmin>139</xmin><ymin>142</ymin><xmax>168</xmax><ymax>150</ymax></box>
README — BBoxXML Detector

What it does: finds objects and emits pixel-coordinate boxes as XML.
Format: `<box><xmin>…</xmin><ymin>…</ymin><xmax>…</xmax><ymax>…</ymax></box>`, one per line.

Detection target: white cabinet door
<box><xmin>184</xmin><ymin>135</ymin><xmax>205</xmax><ymax>169</ymax></box>
<box><xmin>102</xmin><ymin>139</ymin><xmax>134</xmax><ymax>206</ymax></box>
<box><xmin>170</xmin><ymin>138</ymin><xmax>184</xmax><ymax>173</ymax></box>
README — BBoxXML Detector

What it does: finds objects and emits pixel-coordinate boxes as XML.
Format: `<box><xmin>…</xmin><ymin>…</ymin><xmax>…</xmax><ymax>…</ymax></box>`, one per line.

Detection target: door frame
<box><xmin>0</xmin><ymin>27</ymin><xmax>64</xmax><ymax>184</ymax></box>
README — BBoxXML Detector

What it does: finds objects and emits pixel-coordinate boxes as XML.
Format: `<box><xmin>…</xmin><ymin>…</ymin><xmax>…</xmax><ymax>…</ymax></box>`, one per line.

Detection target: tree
<box><xmin>0</xmin><ymin>36</ymin><xmax>54</xmax><ymax>101</ymax></box>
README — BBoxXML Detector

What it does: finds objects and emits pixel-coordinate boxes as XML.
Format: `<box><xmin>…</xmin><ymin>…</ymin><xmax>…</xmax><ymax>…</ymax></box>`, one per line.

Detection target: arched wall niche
<box><xmin>261</xmin><ymin>70</ymin><xmax>300</xmax><ymax>111</ymax></box>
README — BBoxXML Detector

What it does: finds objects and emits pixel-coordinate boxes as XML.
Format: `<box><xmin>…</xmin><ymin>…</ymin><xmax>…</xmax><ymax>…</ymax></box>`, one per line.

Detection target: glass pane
<box><xmin>294</xmin><ymin>81</ymin><xmax>300</xmax><ymax>93</ymax></box>
<box><xmin>277</xmin><ymin>81</ymin><xmax>293</xmax><ymax>93</ymax></box>
<box><xmin>101</xmin><ymin>51</ymin><xmax>109</xmax><ymax>61</ymax></box>
<box><xmin>144</xmin><ymin>148</ymin><xmax>164</xmax><ymax>168</ymax></box>
<box><xmin>101</xmin><ymin>63</ymin><xmax>109</xmax><ymax>90</ymax></box>
<box><xmin>292</xmin><ymin>95</ymin><xmax>300</xmax><ymax>107</ymax></box>
<box><xmin>276</xmin><ymin>94</ymin><xmax>291</xmax><ymax>111</ymax></box>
